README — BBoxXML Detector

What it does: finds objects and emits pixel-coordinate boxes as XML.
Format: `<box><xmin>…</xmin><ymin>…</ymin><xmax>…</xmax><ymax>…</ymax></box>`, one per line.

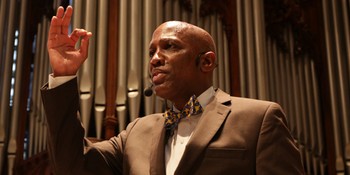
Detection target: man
<box><xmin>41</xmin><ymin>6</ymin><xmax>304</xmax><ymax>175</ymax></box>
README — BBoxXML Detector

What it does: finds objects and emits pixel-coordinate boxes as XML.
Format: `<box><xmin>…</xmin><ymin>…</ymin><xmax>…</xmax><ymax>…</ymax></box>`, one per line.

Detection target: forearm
<box><xmin>41</xmin><ymin>77</ymin><xmax>85</xmax><ymax>174</ymax></box>
<box><xmin>41</xmin><ymin>78</ymin><xmax>116</xmax><ymax>174</ymax></box>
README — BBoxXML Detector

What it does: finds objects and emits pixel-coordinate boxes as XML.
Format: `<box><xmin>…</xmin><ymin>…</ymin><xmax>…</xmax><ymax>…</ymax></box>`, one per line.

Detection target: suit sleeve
<box><xmin>255</xmin><ymin>103</ymin><xmax>305</xmax><ymax>175</ymax></box>
<box><xmin>41</xmin><ymin>78</ymin><xmax>124</xmax><ymax>175</ymax></box>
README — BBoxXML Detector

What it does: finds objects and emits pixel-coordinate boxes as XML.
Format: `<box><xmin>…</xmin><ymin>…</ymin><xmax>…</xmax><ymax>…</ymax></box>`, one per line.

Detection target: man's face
<box><xmin>148</xmin><ymin>22</ymin><xmax>200</xmax><ymax>101</ymax></box>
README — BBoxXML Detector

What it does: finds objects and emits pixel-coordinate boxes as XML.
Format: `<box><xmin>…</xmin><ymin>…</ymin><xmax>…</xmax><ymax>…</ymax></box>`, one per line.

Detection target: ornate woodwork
<box><xmin>264</xmin><ymin>0</ymin><xmax>313</xmax><ymax>57</ymax></box>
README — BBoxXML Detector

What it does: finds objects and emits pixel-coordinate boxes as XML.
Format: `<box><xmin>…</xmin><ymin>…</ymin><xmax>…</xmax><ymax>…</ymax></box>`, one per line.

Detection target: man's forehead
<box><xmin>150</xmin><ymin>23</ymin><xmax>188</xmax><ymax>45</ymax></box>
<box><xmin>154</xmin><ymin>22</ymin><xmax>188</xmax><ymax>37</ymax></box>
<box><xmin>149</xmin><ymin>34</ymin><xmax>182</xmax><ymax>49</ymax></box>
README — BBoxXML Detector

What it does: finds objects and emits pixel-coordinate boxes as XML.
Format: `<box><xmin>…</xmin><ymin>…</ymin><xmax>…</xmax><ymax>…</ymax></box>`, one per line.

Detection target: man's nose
<box><xmin>149</xmin><ymin>52</ymin><xmax>164</xmax><ymax>68</ymax></box>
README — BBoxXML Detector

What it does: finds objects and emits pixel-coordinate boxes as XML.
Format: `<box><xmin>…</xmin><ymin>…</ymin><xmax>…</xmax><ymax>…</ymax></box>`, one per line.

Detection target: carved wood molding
<box><xmin>177</xmin><ymin>0</ymin><xmax>232</xmax><ymax>27</ymax></box>
<box><xmin>199</xmin><ymin>0</ymin><xmax>238</xmax><ymax>45</ymax></box>
<box><xmin>179</xmin><ymin>0</ymin><xmax>193</xmax><ymax>12</ymax></box>
<box><xmin>264</xmin><ymin>0</ymin><xmax>313</xmax><ymax>57</ymax></box>
<box><xmin>187</xmin><ymin>0</ymin><xmax>233</xmax><ymax>28</ymax></box>
<box><xmin>179</xmin><ymin>0</ymin><xmax>313</xmax><ymax>57</ymax></box>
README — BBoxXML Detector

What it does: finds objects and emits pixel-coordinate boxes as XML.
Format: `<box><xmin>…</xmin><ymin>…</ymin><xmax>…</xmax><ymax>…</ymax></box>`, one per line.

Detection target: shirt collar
<box><xmin>197</xmin><ymin>86</ymin><xmax>215</xmax><ymax>109</ymax></box>
<box><xmin>172</xmin><ymin>86</ymin><xmax>215</xmax><ymax>112</ymax></box>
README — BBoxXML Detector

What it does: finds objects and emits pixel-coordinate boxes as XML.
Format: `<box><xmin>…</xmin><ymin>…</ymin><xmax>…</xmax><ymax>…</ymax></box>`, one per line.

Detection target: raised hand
<box><xmin>47</xmin><ymin>6</ymin><xmax>92</xmax><ymax>77</ymax></box>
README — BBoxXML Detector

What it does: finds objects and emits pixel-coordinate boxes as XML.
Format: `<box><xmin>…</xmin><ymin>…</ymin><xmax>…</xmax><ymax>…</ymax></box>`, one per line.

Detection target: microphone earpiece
<box><xmin>144</xmin><ymin>84</ymin><xmax>153</xmax><ymax>97</ymax></box>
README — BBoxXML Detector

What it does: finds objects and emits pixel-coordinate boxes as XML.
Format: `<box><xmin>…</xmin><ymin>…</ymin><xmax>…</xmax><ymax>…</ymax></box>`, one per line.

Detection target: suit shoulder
<box><xmin>231</xmin><ymin>96</ymin><xmax>281</xmax><ymax>109</ymax></box>
<box><xmin>215</xmin><ymin>89</ymin><xmax>281</xmax><ymax>110</ymax></box>
<box><xmin>139</xmin><ymin>113</ymin><xmax>164</xmax><ymax>121</ymax></box>
<box><xmin>226</xmin><ymin>96</ymin><xmax>284</xmax><ymax>121</ymax></box>
<box><xmin>130</xmin><ymin>113</ymin><xmax>164</xmax><ymax>129</ymax></box>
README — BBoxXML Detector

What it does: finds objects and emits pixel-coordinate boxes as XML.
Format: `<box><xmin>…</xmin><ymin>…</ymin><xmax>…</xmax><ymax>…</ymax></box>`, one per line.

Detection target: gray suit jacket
<box><xmin>41</xmin><ymin>78</ymin><xmax>304</xmax><ymax>175</ymax></box>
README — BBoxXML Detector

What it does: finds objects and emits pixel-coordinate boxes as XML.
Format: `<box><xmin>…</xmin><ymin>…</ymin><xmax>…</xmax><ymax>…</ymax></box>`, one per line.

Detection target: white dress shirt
<box><xmin>48</xmin><ymin>74</ymin><xmax>215</xmax><ymax>175</ymax></box>
<box><xmin>165</xmin><ymin>87</ymin><xmax>215</xmax><ymax>175</ymax></box>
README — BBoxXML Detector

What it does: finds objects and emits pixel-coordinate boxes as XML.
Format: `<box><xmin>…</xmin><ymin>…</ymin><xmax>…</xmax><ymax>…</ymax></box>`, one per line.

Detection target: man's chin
<box><xmin>153</xmin><ymin>86</ymin><xmax>170</xmax><ymax>99</ymax></box>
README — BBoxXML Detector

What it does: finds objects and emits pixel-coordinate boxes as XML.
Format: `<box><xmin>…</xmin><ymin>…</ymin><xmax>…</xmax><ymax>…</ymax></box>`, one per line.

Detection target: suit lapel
<box><xmin>149</xmin><ymin>116</ymin><xmax>167</xmax><ymax>175</ymax></box>
<box><xmin>175</xmin><ymin>89</ymin><xmax>232</xmax><ymax>175</ymax></box>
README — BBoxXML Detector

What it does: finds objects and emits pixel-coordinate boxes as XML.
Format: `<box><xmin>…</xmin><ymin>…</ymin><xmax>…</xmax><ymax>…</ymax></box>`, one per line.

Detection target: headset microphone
<box><xmin>144</xmin><ymin>84</ymin><xmax>153</xmax><ymax>97</ymax></box>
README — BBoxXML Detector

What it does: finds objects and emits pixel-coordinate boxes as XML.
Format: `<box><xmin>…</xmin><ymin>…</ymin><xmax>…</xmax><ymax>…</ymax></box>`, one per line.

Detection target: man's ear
<box><xmin>199</xmin><ymin>51</ymin><xmax>216</xmax><ymax>72</ymax></box>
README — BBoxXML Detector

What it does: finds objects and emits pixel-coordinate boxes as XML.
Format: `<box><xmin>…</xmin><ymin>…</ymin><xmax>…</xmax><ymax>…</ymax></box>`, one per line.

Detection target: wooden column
<box><xmin>0</xmin><ymin>0</ymin><xmax>8</xmax><ymax>172</ymax></box>
<box><xmin>1</xmin><ymin>0</ymin><xmax>16</xmax><ymax>172</ymax></box>
<box><xmin>222</xmin><ymin>0</ymin><xmax>240</xmax><ymax>96</ymax></box>
<box><xmin>11</xmin><ymin>0</ymin><xmax>28</xmax><ymax>171</ymax></box>
<box><xmin>105</xmin><ymin>0</ymin><xmax>118</xmax><ymax>139</ymax></box>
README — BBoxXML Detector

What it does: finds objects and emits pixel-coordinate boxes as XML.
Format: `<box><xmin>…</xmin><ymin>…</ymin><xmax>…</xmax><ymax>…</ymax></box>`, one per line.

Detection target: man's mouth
<box><xmin>152</xmin><ymin>70</ymin><xmax>166</xmax><ymax>84</ymax></box>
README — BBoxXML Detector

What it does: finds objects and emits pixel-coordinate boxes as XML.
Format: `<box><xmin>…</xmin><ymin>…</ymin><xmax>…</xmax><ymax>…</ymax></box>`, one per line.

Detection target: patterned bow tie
<box><xmin>163</xmin><ymin>95</ymin><xmax>203</xmax><ymax>131</ymax></box>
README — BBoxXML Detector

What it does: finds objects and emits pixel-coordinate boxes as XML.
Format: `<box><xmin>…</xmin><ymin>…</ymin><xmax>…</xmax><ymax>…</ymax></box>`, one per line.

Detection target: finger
<box><xmin>56</xmin><ymin>6</ymin><xmax>64</xmax><ymax>18</ymax></box>
<box><xmin>49</xmin><ymin>16</ymin><xmax>59</xmax><ymax>38</ymax></box>
<box><xmin>47</xmin><ymin>16</ymin><xmax>61</xmax><ymax>48</ymax></box>
<box><xmin>62</xmin><ymin>6</ymin><xmax>73</xmax><ymax>35</ymax></box>
<box><xmin>48</xmin><ymin>6</ymin><xmax>62</xmax><ymax>38</ymax></box>
<box><xmin>54</xmin><ymin>6</ymin><xmax>64</xmax><ymax>34</ymax></box>
<box><xmin>79</xmin><ymin>32</ymin><xmax>92</xmax><ymax>59</ymax></box>
<box><xmin>70</xmin><ymin>29</ymin><xmax>88</xmax><ymax>43</ymax></box>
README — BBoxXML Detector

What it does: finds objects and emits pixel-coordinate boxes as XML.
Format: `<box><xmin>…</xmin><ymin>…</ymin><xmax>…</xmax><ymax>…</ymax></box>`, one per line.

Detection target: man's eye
<box><xmin>149</xmin><ymin>51</ymin><xmax>155</xmax><ymax>58</ymax></box>
<box><xmin>165</xmin><ymin>43</ymin><xmax>174</xmax><ymax>49</ymax></box>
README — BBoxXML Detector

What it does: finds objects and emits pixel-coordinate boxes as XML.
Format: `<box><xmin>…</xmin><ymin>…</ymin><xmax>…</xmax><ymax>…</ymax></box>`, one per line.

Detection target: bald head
<box><xmin>155</xmin><ymin>21</ymin><xmax>216</xmax><ymax>54</ymax></box>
